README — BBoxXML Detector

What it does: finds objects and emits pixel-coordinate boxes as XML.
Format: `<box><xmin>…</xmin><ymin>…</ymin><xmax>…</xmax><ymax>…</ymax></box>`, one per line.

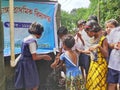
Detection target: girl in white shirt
<box><xmin>15</xmin><ymin>22</ymin><xmax>51</xmax><ymax>90</ymax></box>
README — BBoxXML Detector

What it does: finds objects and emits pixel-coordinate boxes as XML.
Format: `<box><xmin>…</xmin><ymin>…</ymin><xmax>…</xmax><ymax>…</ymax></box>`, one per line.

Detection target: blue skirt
<box><xmin>15</xmin><ymin>57</ymin><xmax>39</xmax><ymax>89</ymax></box>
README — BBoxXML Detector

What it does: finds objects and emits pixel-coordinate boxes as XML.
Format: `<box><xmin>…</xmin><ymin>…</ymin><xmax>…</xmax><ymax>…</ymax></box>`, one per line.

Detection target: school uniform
<box><xmin>107</xmin><ymin>27</ymin><xmax>120</xmax><ymax>83</ymax></box>
<box><xmin>15</xmin><ymin>35</ymin><xmax>39</xmax><ymax>89</ymax></box>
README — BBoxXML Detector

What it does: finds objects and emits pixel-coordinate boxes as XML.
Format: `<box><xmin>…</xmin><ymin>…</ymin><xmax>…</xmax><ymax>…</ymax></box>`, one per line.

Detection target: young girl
<box><xmin>74</xmin><ymin>20</ymin><xmax>86</xmax><ymax>80</ymax></box>
<box><xmin>53</xmin><ymin>35</ymin><xmax>86</xmax><ymax>90</ymax></box>
<box><xmin>107</xmin><ymin>26</ymin><xmax>120</xmax><ymax>90</ymax></box>
<box><xmin>105</xmin><ymin>19</ymin><xmax>119</xmax><ymax>42</ymax></box>
<box><xmin>104</xmin><ymin>19</ymin><xmax>119</xmax><ymax>62</ymax></box>
<box><xmin>51</xmin><ymin>26</ymin><xmax>68</xmax><ymax>68</ymax></box>
<box><xmin>85</xmin><ymin>20</ymin><xmax>108</xmax><ymax>90</ymax></box>
<box><xmin>14</xmin><ymin>22</ymin><xmax>51</xmax><ymax>90</ymax></box>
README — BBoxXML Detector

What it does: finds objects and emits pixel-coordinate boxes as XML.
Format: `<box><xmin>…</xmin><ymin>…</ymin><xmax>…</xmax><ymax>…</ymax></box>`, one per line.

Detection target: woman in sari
<box><xmin>85</xmin><ymin>20</ymin><xmax>108</xmax><ymax>90</ymax></box>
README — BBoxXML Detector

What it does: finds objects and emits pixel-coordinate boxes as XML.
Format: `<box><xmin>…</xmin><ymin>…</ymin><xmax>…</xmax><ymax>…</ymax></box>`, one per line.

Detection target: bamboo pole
<box><xmin>9</xmin><ymin>0</ymin><xmax>15</xmax><ymax>67</ymax></box>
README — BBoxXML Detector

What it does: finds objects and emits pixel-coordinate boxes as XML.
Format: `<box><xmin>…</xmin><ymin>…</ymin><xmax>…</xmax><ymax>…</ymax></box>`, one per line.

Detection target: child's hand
<box><xmin>43</xmin><ymin>55</ymin><xmax>52</xmax><ymax>61</ymax></box>
<box><xmin>114</xmin><ymin>42</ymin><xmax>120</xmax><ymax>50</ymax></box>
<box><xmin>77</xmin><ymin>33</ymin><xmax>81</xmax><ymax>38</ymax></box>
<box><xmin>51</xmin><ymin>62</ymin><xmax>57</xmax><ymax>69</ymax></box>
<box><xmin>89</xmin><ymin>44</ymin><xmax>100</xmax><ymax>51</ymax></box>
<box><xmin>50</xmin><ymin>56</ymin><xmax>60</xmax><ymax>69</ymax></box>
<box><xmin>75</xmin><ymin>49</ymin><xmax>82</xmax><ymax>53</ymax></box>
<box><xmin>117</xmin><ymin>42</ymin><xmax>120</xmax><ymax>49</ymax></box>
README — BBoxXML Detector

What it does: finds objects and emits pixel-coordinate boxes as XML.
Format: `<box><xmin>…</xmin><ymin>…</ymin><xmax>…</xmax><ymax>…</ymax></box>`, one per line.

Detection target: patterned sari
<box><xmin>86</xmin><ymin>36</ymin><xmax>108</xmax><ymax>90</ymax></box>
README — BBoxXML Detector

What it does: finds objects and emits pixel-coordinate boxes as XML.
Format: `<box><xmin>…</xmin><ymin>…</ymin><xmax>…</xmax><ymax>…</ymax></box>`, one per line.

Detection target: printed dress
<box><xmin>60</xmin><ymin>53</ymin><xmax>86</xmax><ymax>90</ymax></box>
<box><xmin>15</xmin><ymin>39</ymin><xmax>39</xmax><ymax>89</ymax></box>
<box><xmin>86</xmin><ymin>36</ymin><xmax>108</xmax><ymax>90</ymax></box>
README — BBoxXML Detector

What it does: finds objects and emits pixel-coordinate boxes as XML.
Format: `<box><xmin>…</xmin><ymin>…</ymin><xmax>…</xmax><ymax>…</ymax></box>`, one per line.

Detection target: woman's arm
<box><xmin>76</xmin><ymin>48</ymin><xmax>90</xmax><ymax>54</ymax></box>
<box><xmin>89</xmin><ymin>39</ymin><xmax>108</xmax><ymax>58</ymax></box>
<box><xmin>98</xmin><ymin>39</ymin><xmax>108</xmax><ymax>58</ymax></box>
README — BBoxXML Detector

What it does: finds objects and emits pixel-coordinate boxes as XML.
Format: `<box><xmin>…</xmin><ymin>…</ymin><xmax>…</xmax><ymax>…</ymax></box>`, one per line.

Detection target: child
<box><xmin>105</xmin><ymin>19</ymin><xmax>119</xmax><ymax>41</ymax></box>
<box><xmin>107</xmin><ymin>26</ymin><xmax>120</xmax><ymax>90</ymax></box>
<box><xmin>75</xmin><ymin>19</ymin><xmax>86</xmax><ymax>47</ymax></box>
<box><xmin>76</xmin><ymin>19</ymin><xmax>95</xmax><ymax>80</ymax></box>
<box><xmin>74</xmin><ymin>20</ymin><xmax>86</xmax><ymax>80</ymax></box>
<box><xmin>85</xmin><ymin>20</ymin><xmax>108</xmax><ymax>90</ymax></box>
<box><xmin>50</xmin><ymin>26</ymin><xmax>68</xmax><ymax>86</ymax></box>
<box><xmin>53</xmin><ymin>35</ymin><xmax>86</xmax><ymax>90</ymax></box>
<box><xmin>104</xmin><ymin>19</ymin><xmax>119</xmax><ymax>61</ymax></box>
<box><xmin>78</xmin><ymin>16</ymin><xmax>98</xmax><ymax>78</ymax></box>
<box><xmin>51</xmin><ymin>26</ymin><xmax>68</xmax><ymax>70</ymax></box>
<box><xmin>14</xmin><ymin>22</ymin><xmax>51</xmax><ymax>90</ymax></box>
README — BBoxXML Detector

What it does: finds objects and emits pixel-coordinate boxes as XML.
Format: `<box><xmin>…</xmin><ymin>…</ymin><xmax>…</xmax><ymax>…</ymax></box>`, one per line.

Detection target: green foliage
<box><xmin>60</xmin><ymin>0</ymin><xmax>120</xmax><ymax>33</ymax></box>
<box><xmin>61</xmin><ymin>10</ymin><xmax>75</xmax><ymax>34</ymax></box>
<box><xmin>100</xmin><ymin>0</ymin><xmax>120</xmax><ymax>27</ymax></box>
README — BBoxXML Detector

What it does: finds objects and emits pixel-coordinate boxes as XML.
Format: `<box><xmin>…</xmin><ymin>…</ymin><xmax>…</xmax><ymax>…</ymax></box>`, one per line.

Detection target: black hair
<box><xmin>85</xmin><ymin>20</ymin><xmax>101</xmax><ymax>32</ymax></box>
<box><xmin>105</xmin><ymin>19</ymin><xmax>119</xmax><ymax>27</ymax></box>
<box><xmin>28</xmin><ymin>22</ymin><xmax>44</xmax><ymax>35</ymax></box>
<box><xmin>57</xmin><ymin>26</ymin><xmax>68</xmax><ymax>35</ymax></box>
<box><xmin>63</xmin><ymin>35</ymin><xmax>75</xmax><ymax>49</ymax></box>
<box><xmin>77</xmin><ymin>20</ymin><xmax>86</xmax><ymax>27</ymax></box>
<box><xmin>88</xmin><ymin>15</ymin><xmax>98</xmax><ymax>22</ymax></box>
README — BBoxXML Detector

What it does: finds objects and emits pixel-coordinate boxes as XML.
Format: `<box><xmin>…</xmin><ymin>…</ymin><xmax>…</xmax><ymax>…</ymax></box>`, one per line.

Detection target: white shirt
<box><xmin>73</xmin><ymin>31</ymin><xmax>84</xmax><ymax>50</ymax></box>
<box><xmin>108</xmin><ymin>27</ymin><xmax>120</xmax><ymax>71</ymax></box>
<box><xmin>24</xmin><ymin>34</ymin><xmax>37</xmax><ymax>54</ymax></box>
<box><xmin>81</xmin><ymin>30</ymin><xmax>94</xmax><ymax>50</ymax></box>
